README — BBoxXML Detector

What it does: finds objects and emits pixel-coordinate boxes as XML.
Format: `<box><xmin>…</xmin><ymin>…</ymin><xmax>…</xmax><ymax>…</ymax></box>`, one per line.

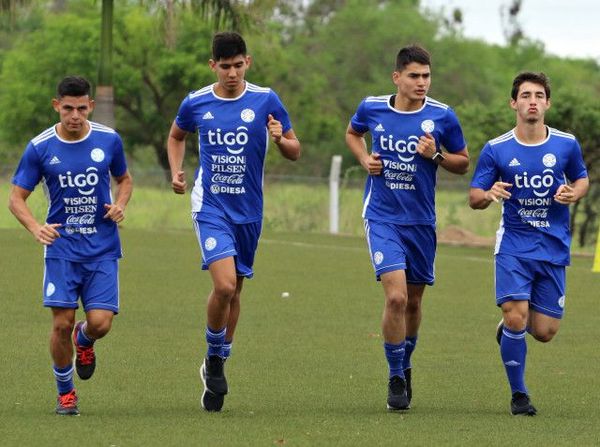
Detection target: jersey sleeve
<box><xmin>174</xmin><ymin>94</ymin><xmax>197</xmax><ymax>133</ymax></box>
<box><xmin>12</xmin><ymin>142</ymin><xmax>43</xmax><ymax>191</ymax></box>
<box><xmin>440</xmin><ymin>107</ymin><xmax>466</xmax><ymax>153</ymax></box>
<box><xmin>110</xmin><ymin>133</ymin><xmax>128</xmax><ymax>178</ymax></box>
<box><xmin>470</xmin><ymin>143</ymin><xmax>498</xmax><ymax>190</ymax></box>
<box><xmin>268</xmin><ymin>90</ymin><xmax>292</xmax><ymax>133</ymax></box>
<box><xmin>349</xmin><ymin>99</ymin><xmax>369</xmax><ymax>134</ymax></box>
<box><xmin>564</xmin><ymin>138</ymin><xmax>588</xmax><ymax>182</ymax></box>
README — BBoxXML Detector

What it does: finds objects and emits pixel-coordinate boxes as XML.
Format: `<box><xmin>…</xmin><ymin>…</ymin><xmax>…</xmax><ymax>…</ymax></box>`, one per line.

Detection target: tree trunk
<box><xmin>96</xmin><ymin>0</ymin><xmax>115</xmax><ymax>127</ymax></box>
<box><xmin>93</xmin><ymin>85</ymin><xmax>115</xmax><ymax>128</ymax></box>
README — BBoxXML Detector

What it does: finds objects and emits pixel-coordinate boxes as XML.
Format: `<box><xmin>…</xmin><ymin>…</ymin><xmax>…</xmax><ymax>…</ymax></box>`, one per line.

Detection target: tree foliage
<box><xmin>0</xmin><ymin>0</ymin><xmax>598</xmax><ymax>243</ymax></box>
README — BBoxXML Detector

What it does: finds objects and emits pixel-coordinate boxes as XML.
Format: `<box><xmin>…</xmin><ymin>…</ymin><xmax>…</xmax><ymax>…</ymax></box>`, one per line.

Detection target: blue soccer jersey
<box><xmin>12</xmin><ymin>122</ymin><xmax>128</xmax><ymax>262</ymax></box>
<box><xmin>350</xmin><ymin>96</ymin><xmax>466</xmax><ymax>224</ymax></box>
<box><xmin>175</xmin><ymin>82</ymin><xmax>292</xmax><ymax>224</ymax></box>
<box><xmin>470</xmin><ymin>127</ymin><xmax>588</xmax><ymax>265</ymax></box>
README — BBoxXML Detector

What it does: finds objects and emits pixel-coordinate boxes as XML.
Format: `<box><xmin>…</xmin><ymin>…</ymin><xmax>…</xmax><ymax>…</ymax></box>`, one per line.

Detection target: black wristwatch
<box><xmin>431</xmin><ymin>151</ymin><xmax>446</xmax><ymax>165</ymax></box>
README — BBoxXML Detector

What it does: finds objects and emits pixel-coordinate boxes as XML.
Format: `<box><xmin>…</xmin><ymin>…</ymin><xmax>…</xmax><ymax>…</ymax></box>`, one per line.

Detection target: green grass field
<box><xmin>1</xmin><ymin>229</ymin><xmax>599</xmax><ymax>446</ymax></box>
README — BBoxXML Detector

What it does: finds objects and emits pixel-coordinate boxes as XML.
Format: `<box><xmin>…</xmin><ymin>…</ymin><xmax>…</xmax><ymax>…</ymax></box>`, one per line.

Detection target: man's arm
<box><xmin>469</xmin><ymin>182</ymin><xmax>513</xmax><ymax>210</ymax></box>
<box><xmin>554</xmin><ymin>177</ymin><xmax>589</xmax><ymax>205</ymax></box>
<box><xmin>103</xmin><ymin>170</ymin><xmax>133</xmax><ymax>223</ymax></box>
<box><xmin>8</xmin><ymin>185</ymin><xmax>61</xmax><ymax>245</ymax></box>
<box><xmin>345</xmin><ymin>124</ymin><xmax>382</xmax><ymax>175</ymax></box>
<box><xmin>439</xmin><ymin>148</ymin><xmax>470</xmax><ymax>175</ymax></box>
<box><xmin>167</xmin><ymin>122</ymin><xmax>189</xmax><ymax>194</ymax></box>
<box><xmin>267</xmin><ymin>114</ymin><xmax>301</xmax><ymax>161</ymax></box>
<box><xmin>416</xmin><ymin>133</ymin><xmax>469</xmax><ymax>175</ymax></box>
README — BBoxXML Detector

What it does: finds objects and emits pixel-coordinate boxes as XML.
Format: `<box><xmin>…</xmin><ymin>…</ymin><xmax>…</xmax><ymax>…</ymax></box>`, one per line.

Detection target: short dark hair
<box><xmin>395</xmin><ymin>45</ymin><xmax>431</xmax><ymax>71</ymax></box>
<box><xmin>511</xmin><ymin>72</ymin><xmax>551</xmax><ymax>100</ymax></box>
<box><xmin>212</xmin><ymin>32</ymin><xmax>247</xmax><ymax>61</ymax></box>
<box><xmin>57</xmin><ymin>76</ymin><xmax>91</xmax><ymax>98</ymax></box>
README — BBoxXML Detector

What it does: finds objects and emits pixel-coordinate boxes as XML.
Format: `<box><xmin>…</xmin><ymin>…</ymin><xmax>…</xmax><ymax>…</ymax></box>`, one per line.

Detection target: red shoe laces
<box><xmin>77</xmin><ymin>345</ymin><xmax>95</xmax><ymax>365</ymax></box>
<box><xmin>59</xmin><ymin>391</ymin><xmax>77</xmax><ymax>407</ymax></box>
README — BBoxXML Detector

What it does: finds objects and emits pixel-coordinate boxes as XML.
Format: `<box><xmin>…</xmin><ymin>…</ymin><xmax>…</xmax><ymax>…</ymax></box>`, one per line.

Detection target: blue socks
<box><xmin>384</xmin><ymin>341</ymin><xmax>406</xmax><ymax>379</ymax></box>
<box><xmin>206</xmin><ymin>326</ymin><xmax>226</xmax><ymax>358</ymax></box>
<box><xmin>53</xmin><ymin>364</ymin><xmax>74</xmax><ymax>395</ymax></box>
<box><xmin>222</xmin><ymin>341</ymin><xmax>232</xmax><ymax>360</ymax></box>
<box><xmin>403</xmin><ymin>335</ymin><xmax>418</xmax><ymax>370</ymax></box>
<box><xmin>76</xmin><ymin>322</ymin><xmax>94</xmax><ymax>348</ymax></box>
<box><xmin>500</xmin><ymin>327</ymin><xmax>528</xmax><ymax>394</ymax></box>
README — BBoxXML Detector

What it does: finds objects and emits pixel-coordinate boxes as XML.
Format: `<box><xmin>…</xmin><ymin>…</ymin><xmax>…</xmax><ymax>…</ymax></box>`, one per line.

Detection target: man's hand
<box><xmin>103</xmin><ymin>204</ymin><xmax>125</xmax><ymax>223</ymax></box>
<box><xmin>362</xmin><ymin>152</ymin><xmax>383</xmax><ymax>175</ymax></box>
<box><xmin>171</xmin><ymin>170</ymin><xmax>187</xmax><ymax>194</ymax></box>
<box><xmin>34</xmin><ymin>223</ymin><xmax>61</xmax><ymax>245</ymax></box>
<box><xmin>268</xmin><ymin>114</ymin><xmax>283</xmax><ymax>144</ymax></box>
<box><xmin>485</xmin><ymin>181</ymin><xmax>513</xmax><ymax>203</ymax></box>
<box><xmin>554</xmin><ymin>184</ymin><xmax>577</xmax><ymax>205</ymax></box>
<box><xmin>416</xmin><ymin>133</ymin><xmax>437</xmax><ymax>159</ymax></box>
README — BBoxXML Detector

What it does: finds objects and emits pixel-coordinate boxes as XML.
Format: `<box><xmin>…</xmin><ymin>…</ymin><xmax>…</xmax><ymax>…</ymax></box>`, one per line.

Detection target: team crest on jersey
<box><xmin>241</xmin><ymin>108</ymin><xmax>255</xmax><ymax>123</ymax></box>
<box><xmin>90</xmin><ymin>148</ymin><xmax>105</xmax><ymax>162</ymax></box>
<box><xmin>421</xmin><ymin>119</ymin><xmax>435</xmax><ymax>133</ymax></box>
<box><xmin>543</xmin><ymin>153</ymin><xmax>557</xmax><ymax>167</ymax></box>
<box><xmin>204</xmin><ymin>237</ymin><xmax>217</xmax><ymax>251</ymax></box>
<box><xmin>46</xmin><ymin>282</ymin><xmax>56</xmax><ymax>297</ymax></box>
<box><xmin>373</xmin><ymin>251</ymin><xmax>384</xmax><ymax>266</ymax></box>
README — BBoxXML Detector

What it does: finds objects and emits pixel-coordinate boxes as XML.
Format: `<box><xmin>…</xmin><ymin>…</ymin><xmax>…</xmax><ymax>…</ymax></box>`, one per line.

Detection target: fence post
<box><xmin>329</xmin><ymin>155</ymin><xmax>343</xmax><ymax>234</ymax></box>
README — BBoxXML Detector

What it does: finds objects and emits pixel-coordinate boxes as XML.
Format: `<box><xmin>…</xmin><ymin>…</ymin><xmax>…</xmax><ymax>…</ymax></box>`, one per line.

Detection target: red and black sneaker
<box><xmin>72</xmin><ymin>321</ymin><xmax>96</xmax><ymax>380</ymax></box>
<box><xmin>56</xmin><ymin>389</ymin><xmax>80</xmax><ymax>416</ymax></box>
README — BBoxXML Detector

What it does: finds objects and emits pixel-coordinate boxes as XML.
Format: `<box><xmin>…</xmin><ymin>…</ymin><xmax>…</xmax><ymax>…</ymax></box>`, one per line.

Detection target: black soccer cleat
<box><xmin>72</xmin><ymin>321</ymin><xmax>96</xmax><ymax>380</ymax></box>
<box><xmin>511</xmin><ymin>392</ymin><xmax>537</xmax><ymax>416</ymax></box>
<box><xmin>387</xmin><ymin>375</ymin><xmax>410</xmax><ymax>411</ymax></box>
<box><xmin>496</xmin><ymin>319</ymin><xmax>504</xmax><ymax>346</ymax></box>
<box><xmin>403</xmin><ymin>368</ymin><xmax>413</xmax><ymax>404</ymax></box>
<box><xmin>200</xmin><ymin>355</ymin><xmax>228</xmax><ymax>412</ymax></box>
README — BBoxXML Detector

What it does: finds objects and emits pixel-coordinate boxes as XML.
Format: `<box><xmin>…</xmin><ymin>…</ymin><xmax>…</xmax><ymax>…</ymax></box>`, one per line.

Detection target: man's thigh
<box><xmin>80</xmin><ymin>260</ymin><xmax>119</xmax><ymax>314</ymax></box>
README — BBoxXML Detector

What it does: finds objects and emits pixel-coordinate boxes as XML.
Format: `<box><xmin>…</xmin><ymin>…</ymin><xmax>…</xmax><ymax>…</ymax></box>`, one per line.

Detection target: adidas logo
<box><xmin>202</xmin><ymin>111</ymin><xmax>214</xmax><ymax>120</ymax></box>
<box><xmin>504</xmin><ymin>360</ymin><xmax>521</xmax><ymax>367</ymax></box>
<box><xmin>374</xmin><ymin>123</ymin><xmax>385</xmax><ymax>132</ymax></box>
<box><xmin>509</xmin><ymin>158</ymin><xmax>521</xmax><ymax>167</ymax></box>
<box><xmin>49</xmin><ymin>156</ymin><xmax>61</xmax><ymax>165</ymax></box>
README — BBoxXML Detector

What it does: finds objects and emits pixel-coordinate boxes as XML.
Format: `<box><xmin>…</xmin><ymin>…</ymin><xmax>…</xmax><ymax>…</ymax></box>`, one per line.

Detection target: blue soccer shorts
<box><xmin>364</xmin><ymin>220</ymin><xmax>436</xmax><ymax>285</ymax></box>
<box><xmin>43</xmin><ymin>258</ymin><xmax>119</xmax><ymax>313</ymax></box>
<box><xmin>495</xmin><ymin>253</ymin><xmax>566</xmax><ymax>319</ymax></box>
<box><xmin>193</xmin><ymin>212</ymin><xmax>262</xmax><ymax>278</ymax></box>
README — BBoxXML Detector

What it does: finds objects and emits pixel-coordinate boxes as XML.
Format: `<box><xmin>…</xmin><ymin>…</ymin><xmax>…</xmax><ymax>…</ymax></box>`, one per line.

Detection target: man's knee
<box><xmin>406</xmin><ymin>298</ymin><xmax>421</xmax><ymax>316</ymax></box>
<box><xmin>213</xmin><ymin>280</ymin><xmax>237</xmax><ymax>302</ymax></box>
<box><xmin>502</xmin><ymin>309</ymin><xmax>528</xmax><ymax>331</ymax></box>
<box><xmin>86</xmin><ymin>311</ymin><xmax>114</xmax><ymax>338</ymax></box>
<box><xmin>386</xmin><ymin>291</ymin><xmax>408</xmax><ymax>313</ymax></box>
<box><xmin>530</xmin><ymin>326</ymin><xmax>558</xmax><ymax>343</ymax></box>
<box><xmin>53</xmin><ymin>315</ymin><xmax>75</xmax><ymax>339</ymax></box>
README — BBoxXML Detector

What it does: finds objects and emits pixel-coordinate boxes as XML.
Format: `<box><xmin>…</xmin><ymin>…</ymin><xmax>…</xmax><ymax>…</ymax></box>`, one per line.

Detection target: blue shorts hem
<box><xmin>407</xmin><ymin>279</ymin><xmax>435</xmax><ymax>286</ymax></box>
<box><xmin>375</xmin><ymin>264</ymin><xmax>406</xmax><ymax>280</ymax></box>
<box><xmin>496</xmin><ymin>294</ymin><xmax>530</xmax><ymax>306</ymax></box>
<box><xmin>202</xmin><ymin>251</ymin><xmax>236</xmax><ymax>268</ymax></box>
<box><xmin>530</xmin><ymin>302</ymin><xmax>563</xmax><ymax>319</ymax></box>
<box><xmin>44</xmin><ymin>302</ymin><xmax>78</xmax><ymax>309</ymax></box>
